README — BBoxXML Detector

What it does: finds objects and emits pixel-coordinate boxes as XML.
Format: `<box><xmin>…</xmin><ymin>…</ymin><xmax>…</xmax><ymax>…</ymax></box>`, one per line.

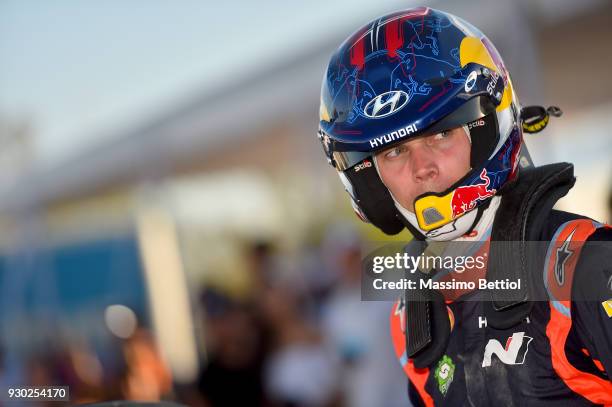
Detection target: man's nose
<box><xmin>410</xmin><ymin>143</ymin><xmax>438</xmax><ymax>183</ymax></box>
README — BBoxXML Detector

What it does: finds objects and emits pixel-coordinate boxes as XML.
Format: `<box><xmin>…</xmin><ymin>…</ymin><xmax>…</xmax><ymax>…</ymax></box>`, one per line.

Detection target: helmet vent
<box><xmin>423</xmin><ymin>207</ymin><xmax>444</xmax><ymax>225</ymax></box>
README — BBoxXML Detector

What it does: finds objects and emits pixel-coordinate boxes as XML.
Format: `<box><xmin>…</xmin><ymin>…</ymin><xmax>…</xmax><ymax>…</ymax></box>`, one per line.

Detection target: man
<box><xmin>317</xmin><ymin>7</ymin><xmax>612</xmax><ymax>406</ymax></box>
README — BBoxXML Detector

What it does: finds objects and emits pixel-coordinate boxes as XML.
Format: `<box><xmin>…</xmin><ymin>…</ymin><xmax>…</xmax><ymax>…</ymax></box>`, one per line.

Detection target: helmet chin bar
<box><xmin>413</xmin><ymin>162</ymin><xmax>499</xmax><ymax>231</ymax></box>
<box><xmin>414</xmin><ymin>189</ymin><xmax>460</xmax><ymax>231</ymax></box>
<box><xmin>395</xmin><ymin>197</ymin><xmax>483</xmax><ymax>241</ymax></box>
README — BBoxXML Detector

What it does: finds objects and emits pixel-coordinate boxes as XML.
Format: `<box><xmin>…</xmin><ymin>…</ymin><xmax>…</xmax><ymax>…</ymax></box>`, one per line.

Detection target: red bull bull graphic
<box><xmin>451</xmin><ymin>169</ymin><xmax>496</xmax><ymax>217</ymax></box>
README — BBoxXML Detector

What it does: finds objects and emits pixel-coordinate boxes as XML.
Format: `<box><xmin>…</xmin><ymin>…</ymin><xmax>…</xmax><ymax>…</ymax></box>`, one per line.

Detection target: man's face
<box><xmin>375</xmin><ymin>126</ymin><xmax>471</xmax><ymax>212</ymax></box>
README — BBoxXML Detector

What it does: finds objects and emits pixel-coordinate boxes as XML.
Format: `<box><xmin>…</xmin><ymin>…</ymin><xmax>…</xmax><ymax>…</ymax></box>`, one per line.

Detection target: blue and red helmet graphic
<box><xmin>319</xmin><ymin>7</ymin><xmax>514</xmax><ymax>153</ymax></box>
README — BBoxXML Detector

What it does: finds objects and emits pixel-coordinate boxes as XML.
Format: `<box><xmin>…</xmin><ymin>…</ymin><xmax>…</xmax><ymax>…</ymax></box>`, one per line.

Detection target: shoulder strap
<box><xmin>485</xmin><ymin>162</ymin><xmax>576</xmax><ymax>328</ymax></box>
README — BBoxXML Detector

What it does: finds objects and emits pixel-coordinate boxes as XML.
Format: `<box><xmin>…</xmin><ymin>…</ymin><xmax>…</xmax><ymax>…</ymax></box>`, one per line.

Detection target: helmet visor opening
<box><xmin>329</xmin><ymin>96</ymin><xmax>494</xmax><ymax>171</ymax></box>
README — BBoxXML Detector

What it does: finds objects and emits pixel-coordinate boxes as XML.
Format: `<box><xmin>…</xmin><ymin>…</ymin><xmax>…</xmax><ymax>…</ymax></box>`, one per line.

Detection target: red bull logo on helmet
<box><xmin>451</xmin><ymin>169</ymin><xmax>496</xmax><ymax>217</ymax></box>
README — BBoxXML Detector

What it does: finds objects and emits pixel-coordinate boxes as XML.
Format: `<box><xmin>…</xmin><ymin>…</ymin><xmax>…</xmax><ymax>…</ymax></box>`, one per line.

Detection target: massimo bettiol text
<box><xmin>370</xmin><ymin>252</ymin><xmax>518</xmax><ymax>289</ymax></box>
<box><xmin>361</xmin><ymin>244</ymin><xmax>522</xmax><ymax>301</ymax></box>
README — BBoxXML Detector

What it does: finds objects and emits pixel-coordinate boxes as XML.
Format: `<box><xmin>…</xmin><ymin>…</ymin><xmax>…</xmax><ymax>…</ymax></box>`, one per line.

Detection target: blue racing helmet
<box><xmin>318</xmin><ymin>7</ymin><xmax>524</xmax><ymax>237</ymax></box>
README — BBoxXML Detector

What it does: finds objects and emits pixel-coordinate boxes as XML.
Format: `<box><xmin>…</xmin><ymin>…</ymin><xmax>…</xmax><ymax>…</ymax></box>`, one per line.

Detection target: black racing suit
<box><xmin>390</xmin><ymin>164</ymin><xmax>612</xmax><ymax>406</ymax></box>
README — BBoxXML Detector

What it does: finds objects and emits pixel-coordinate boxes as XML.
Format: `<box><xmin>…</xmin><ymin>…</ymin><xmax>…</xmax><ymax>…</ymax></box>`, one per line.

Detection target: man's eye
<box><xmin>385</xmin><ymin>146</ymin><xmax>405</xmax><ymax>158</ymax></box>
<box><xmin>434</xmin><ymin>130</ymin><xmax>451</xmax><ymax>140</ymax></box>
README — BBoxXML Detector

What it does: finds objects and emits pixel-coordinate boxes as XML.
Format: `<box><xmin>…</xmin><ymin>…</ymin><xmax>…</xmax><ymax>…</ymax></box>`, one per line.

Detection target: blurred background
<box><xmin>0</xmin><ymin>0</ymin><xmax>610</xmax><ymax>406</ymax></box>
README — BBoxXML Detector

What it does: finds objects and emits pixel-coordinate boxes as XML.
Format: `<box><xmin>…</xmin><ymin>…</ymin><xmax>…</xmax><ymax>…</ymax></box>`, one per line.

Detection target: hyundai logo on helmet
<box><xmin>464</xmin><ymin>70</ymin><xmax>478</xmax><ymax>92</ymax></box>
<box><xmin>363</xmin><ymin>91</ymin><xmax>410</xmax><ymax>119</ymax></box>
